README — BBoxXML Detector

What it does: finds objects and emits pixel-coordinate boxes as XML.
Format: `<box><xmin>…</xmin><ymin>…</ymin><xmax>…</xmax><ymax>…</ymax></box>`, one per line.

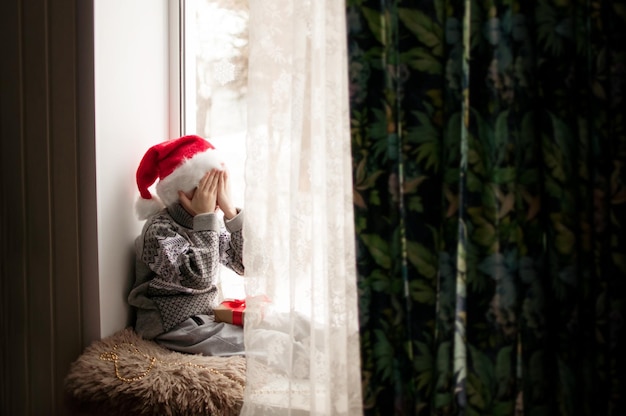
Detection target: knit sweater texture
<box><xmin>128</xmin><ymin>203</ymin><xmax>244</xmax><ymax>339</ymax></box>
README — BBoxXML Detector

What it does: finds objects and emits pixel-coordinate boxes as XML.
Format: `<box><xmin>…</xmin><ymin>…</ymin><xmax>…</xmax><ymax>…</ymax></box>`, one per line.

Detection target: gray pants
<box><xmin>155</xmin><ymin>314</ymin><xmax>245</xmax><ymax>356</ymax></box>
<box><xmin>156</xmin><ymin>312</ymin><xmax>316</xmax><ymax>378</ymax></box>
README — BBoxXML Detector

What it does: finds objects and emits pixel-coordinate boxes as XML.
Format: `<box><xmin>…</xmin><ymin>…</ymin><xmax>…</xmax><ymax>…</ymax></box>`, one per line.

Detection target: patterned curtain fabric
<box><xmin>347</xmin><ymin>0</ymin><xmax>626</xmax><ymax>415</ymax></box>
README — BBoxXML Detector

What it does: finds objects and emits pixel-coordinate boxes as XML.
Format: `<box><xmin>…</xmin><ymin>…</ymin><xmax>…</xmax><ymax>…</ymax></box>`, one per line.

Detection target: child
<box><xmin>128</xmin><ymin>135</ymin><xmax>245</xmax><ymax>356</ymax></box>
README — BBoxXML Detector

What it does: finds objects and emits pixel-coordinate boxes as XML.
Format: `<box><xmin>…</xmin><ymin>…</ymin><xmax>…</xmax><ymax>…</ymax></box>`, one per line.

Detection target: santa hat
<box><xmin>135</xmin><ymin>135</ymin><xmax>225</xmax><ymax>219</ymax></box>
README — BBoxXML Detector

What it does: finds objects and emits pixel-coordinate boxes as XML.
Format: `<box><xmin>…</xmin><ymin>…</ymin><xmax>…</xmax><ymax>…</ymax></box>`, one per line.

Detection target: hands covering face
<box><xmin>178</xmin><ymin>169</ymin><xmax>237</xmax><ymax>219</ymax></box>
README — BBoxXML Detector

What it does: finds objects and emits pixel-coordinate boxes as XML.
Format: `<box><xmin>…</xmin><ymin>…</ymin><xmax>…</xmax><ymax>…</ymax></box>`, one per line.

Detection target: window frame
<box><xmin>169</xmin><ymin>0</ymin><xmax>184</xmax><ymax>137</ymax></box>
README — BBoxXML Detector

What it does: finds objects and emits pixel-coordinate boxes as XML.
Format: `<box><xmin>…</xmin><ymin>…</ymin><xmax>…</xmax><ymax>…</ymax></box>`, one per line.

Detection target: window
<box><xmin>179</xmin><ymin>0</ymin><xmax>249</xmax><ymax>299</ymax></box>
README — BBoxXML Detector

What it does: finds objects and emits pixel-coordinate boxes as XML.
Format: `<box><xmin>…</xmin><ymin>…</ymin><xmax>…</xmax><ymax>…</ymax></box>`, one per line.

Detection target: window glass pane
<box><xmin>183</xmin><ymin>0</ymin><xmax>249</xmax><ymax>299</ymax></box>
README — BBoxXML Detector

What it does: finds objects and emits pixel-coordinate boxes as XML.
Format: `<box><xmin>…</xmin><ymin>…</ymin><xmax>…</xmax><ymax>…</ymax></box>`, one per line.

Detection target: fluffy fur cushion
<box><xmin>64</xmin><ymin>328</ymin><xmax>245</xmax><ymax>416</ymax></box>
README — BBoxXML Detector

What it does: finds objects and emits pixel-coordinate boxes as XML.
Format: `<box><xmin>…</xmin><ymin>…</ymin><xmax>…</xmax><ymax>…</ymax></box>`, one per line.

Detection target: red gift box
<box><xmin>214</xmin><ymin>299</ymin><xmax>246</xmax><ymax>326</ymax></box>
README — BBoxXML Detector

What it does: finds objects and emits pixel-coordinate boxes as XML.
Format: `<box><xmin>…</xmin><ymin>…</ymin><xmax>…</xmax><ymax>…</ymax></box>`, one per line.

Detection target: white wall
<box><xmin>94</xmin><ymin>0</ymin><xmax>171</xmax><ymax>337</ymax></box>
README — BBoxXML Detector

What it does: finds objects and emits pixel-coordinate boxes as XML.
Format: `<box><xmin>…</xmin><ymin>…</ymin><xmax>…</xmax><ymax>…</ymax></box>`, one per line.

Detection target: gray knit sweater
<box><xmin>128</xmin><ymin>203</ymin><xmax>244</xmax><ymax>339</ymax></box>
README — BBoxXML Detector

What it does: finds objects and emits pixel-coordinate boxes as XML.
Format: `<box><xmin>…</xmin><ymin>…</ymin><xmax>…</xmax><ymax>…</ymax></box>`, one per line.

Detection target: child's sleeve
<box><xmin>219</xmin><ymin>209</ymin><xmax>244</xmax><ymax>275</ymax></box>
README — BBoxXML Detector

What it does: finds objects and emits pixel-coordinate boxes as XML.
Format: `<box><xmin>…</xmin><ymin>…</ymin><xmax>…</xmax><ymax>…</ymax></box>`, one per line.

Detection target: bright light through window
<box><xmin>182</xmin><ymin>0</ymin><xmax>249</xmax><ymax>299</ymax></box>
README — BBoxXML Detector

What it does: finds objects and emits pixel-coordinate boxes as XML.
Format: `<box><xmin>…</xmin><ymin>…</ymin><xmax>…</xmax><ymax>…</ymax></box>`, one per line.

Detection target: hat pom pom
<box><xmin>135</xmin><ymin>195</ymin><xmax>165</xmax><ymax>220</ymax></box>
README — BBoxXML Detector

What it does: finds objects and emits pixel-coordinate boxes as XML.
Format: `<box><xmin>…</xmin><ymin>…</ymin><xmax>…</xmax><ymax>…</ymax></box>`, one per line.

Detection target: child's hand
<box><xmin>217</xmin><ymin>170</ymin><xmax>237</xmax><ymax>219</ymax></box>
<box><xmin>178</xmin><ymin>170</ymin><xmax>219</xmax><ymax>216</ymax></box>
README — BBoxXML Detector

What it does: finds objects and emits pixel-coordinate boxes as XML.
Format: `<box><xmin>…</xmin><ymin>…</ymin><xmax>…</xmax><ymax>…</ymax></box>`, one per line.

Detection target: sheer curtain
<box><xmin>240</xmin><ymin>0</ymin><xmax>362</xmax><ymax>415</ymax></box>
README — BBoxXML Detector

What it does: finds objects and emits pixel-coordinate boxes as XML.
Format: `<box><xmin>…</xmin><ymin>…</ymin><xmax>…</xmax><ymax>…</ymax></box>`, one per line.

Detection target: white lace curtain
<box><xmin>240</xmin><ymin>0</ymin><xmax>363</xmax><ymax>414</ymax></box>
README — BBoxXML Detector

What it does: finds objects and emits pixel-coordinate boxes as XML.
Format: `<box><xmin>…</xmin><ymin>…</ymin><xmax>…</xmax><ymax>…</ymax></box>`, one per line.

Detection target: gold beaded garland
<box><xmin>99</xmin><ymin>342</ymin><xmax>311</xmax><ymax>396</ymax></box>
<box><xmin>99</xmin><ymin>342</ymin><xmax>244</xmax><ymax>390</ymax></box>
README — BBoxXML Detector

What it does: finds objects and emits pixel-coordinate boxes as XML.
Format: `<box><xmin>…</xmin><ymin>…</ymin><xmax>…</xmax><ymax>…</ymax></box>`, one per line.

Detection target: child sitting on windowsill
<box><xmin>128</xmin><ymin>135</ymin><xmax>245</xmax><ymax>357</ymax></box>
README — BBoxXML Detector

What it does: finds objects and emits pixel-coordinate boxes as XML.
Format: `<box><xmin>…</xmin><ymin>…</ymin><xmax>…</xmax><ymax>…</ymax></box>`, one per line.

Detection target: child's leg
<box><xmin>245</xmin><ymin>311</ymin><xmax>321</xmax><ymax>379</ymax></box>
<box><xmin>155</xmin><ymin>314</ymin><xmax>244</xmax><ymax>356</ymax></box>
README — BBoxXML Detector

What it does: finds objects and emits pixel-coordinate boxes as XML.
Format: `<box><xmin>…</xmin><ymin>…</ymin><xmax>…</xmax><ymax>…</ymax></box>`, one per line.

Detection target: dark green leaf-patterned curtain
<box><xmin>347</xmin><ymin>0</ymin><xmax>626</xmax><ymax>415</ymax></box>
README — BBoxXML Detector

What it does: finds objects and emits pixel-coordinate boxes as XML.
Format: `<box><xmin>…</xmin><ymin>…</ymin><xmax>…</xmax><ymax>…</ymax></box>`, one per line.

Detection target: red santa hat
<box><xmin>135</xmin><ymin>135</ymin><xmax>225</xmax><ymax>219</ymax></box>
